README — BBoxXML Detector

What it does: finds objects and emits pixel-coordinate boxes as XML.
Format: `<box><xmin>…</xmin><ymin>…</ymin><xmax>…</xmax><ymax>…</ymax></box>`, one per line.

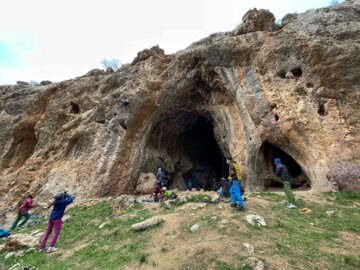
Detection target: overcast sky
<box><xmin>0</xmin><ymin>0</ymin><xmax>340</xmax><ymax>85</ymax></box>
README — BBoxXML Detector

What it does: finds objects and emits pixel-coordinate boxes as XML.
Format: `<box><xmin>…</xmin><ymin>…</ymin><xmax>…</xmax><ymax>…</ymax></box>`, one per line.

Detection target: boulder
<box><xmin>40</xmin><ymin>80</ymin><xmax>52</xmax><ymax>85</ymax></box>
<box><xmin>234</xmin><ymin>8</ymin><xmax>279</xmax><ymax>35</ymax></box>
<box><xmin>5</xmin><ymin>251</ymin><xmax>16</xmax><ymax>260</ymax></box>
<box><xmin>135</xmin><ymin>173</ymin><xmax>157</xmax><ymax>195</ymax></box>
<box><xmin>112</xmin><ymin>195</ymin><xmax>135</xmax><ymax>214</ymax></box>
<box><xmin>326</xmin><ymin>211</ymin><xmax>335</xmax><ymax>216</ymax></box>
<box><xmin>132</xmin><ymin>45</ymin><xmax>164</xmax><ymax>65</ymax></box>
<box><xmin>211</xmin><ymin>194</ymin><xmax>219</xmax><ymax>202</ymax></box>
<box><xmin>4</xmin><ymin>234</ymin><xmax>40</xmax><ymax>250</ymax></box>
<box><xmin>16</xmin><ymin>81</ymin><xmax>30</xmax><ymax>85</ymax></box>
<box><xmin>164</xmin><ymin>201</ymin><xmax>171</xmax><ymax>209</ymax></box>
<box><xmin>245</xmin><ymin>257</ymin><xmax>266</xmax><ymax>270</ymax></box>
<box><xmin>132</xmin><ymin>216</ymin><xmax>164</xmax><ymax>232</ymax></box>
<box><xmin>62</xmin><ymin>215</ymin><xmax>71</xmax><ymax>222</ymax></box>
<box><xmin>190</xmin><ymin>224</ymin><xmax>199</xmax><ymax>232</ymax></box>
<box><xmin>244</xmin><ymin>215</ymin><xmax>267</xmax><ymax>226</ymax></box>
<box><xmin>15</xmin><ymin>250</ymin><xmax>25</xmax><ymax>257</ymax></box>
<box><xmin>242</xmin><ymin>243</ymin><xmax>255</xmax><ymax>254</ymax></box>
<box><xmin>210</xmin><ymin>216</ymin><xmax>217</xmax><ymax>221</ymax></box>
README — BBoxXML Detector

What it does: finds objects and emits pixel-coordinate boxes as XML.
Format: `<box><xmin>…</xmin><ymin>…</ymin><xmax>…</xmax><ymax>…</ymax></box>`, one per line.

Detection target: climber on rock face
<box><xmin>274</xmin><ymin>158</ymin><xmax>296</xmax><ymax>209</ymax></box>
<box><xmin>11</xmin><ymin>194</ymin><xmax>38</xmax><ymax>230</ymax></box>
<box><xmin>123</xmin><ymin>98</ymin><xmax>129</xmax><ymax>106</ymax></box>
<box><xmin>226</xmin><ymin>157</ymin><xmax>245</xmax><ymax>212</ymax></box>
<box><xmin>156</xmin><ymin>168</ymin><xmax>165</xmax><ymax>188</ymax></box>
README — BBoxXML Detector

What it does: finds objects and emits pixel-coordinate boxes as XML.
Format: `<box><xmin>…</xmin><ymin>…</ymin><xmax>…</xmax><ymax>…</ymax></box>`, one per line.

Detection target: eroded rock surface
<box><xmin>1</xmin><ymin>1</ymin><xmax>360</xmax><ymax>224</ymax></box>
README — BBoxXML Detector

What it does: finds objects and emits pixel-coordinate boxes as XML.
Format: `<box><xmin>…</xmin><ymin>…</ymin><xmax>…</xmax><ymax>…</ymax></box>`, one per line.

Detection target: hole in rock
<box><xmin>275</xmin><ymin>114</ymin><xmax>279</xmax><ymax>121</ymax></box>
<box><xmin>146</xmin><ymin>112</ymin><xmax>227</xmax><ymax>191</ymax></box>
<box><xmin>317</xmin><ymin>104</ymin><xmax>326</xmax><ymax>116</ymax></box>
<box><xmin>291</xmin><ymin>67</ymin><xmax>302</xmax><ymax>77</ymax></box>
<box><xmin>306</xmin><ymin>82</ymin><xmax>314</xmax><ymax>88</ymax></box>
<box><xmin>259</xmin><ymin>141</ymin><xmax>311</xmax><ymax>190</ymax></box>
<box><xmin>276</xmin><ymin>70</ymin><xmax>286</xmax><ymax>78</ymax></box>
<box><xmin>70</xmin><ymin>102</ymin><xmax>80</xmax><ymax>114</ymax></box>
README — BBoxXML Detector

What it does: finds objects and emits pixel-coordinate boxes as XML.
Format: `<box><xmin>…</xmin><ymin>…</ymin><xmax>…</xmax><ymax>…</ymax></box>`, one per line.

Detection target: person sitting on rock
<box><xmin>226</xmin><ymin>157</ymin><xmax>245</xmax><ymax>212</ymax></box>
<box><xmin>10</xmin><ymin>194</ymin><xmax>38</xmax><ymax>230</ymax></box>
<box><xmin>156</xmin><ymin>168</ymin><xmax>165</xmax><ymax>188</ymax></box>
<box><xmin>149</xmin><ymin>185</ymin><xmax>164</xmax><ymax>202</ymax></box>
<box><xmin>40</xmin><ymin>192</ymin><xmax>73</xmax><ymax>253</ymax></box>
<box><xmin>274</xmin><ymin>158</ymin><xmax>296</xmax><ymax>209</ymax></box>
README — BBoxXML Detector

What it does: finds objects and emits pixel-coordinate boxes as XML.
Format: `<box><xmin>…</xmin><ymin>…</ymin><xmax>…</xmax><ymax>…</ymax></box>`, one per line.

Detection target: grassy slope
<box><xmin>1</xmin><ymin>191</ymin><xmax>360</xmax><ymax>270</ymax></box>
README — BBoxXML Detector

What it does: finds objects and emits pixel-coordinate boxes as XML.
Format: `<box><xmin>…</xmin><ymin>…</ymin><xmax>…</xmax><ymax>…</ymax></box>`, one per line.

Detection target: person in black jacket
<box><xmin>274</xmin><ymin>158</ymin><xmax>296</xmax><ymax>208</ymax></box>
<box><xmin>156</xmin><ymin>168</ymin><xmax>165</xmax><ymax>188</ymax></box>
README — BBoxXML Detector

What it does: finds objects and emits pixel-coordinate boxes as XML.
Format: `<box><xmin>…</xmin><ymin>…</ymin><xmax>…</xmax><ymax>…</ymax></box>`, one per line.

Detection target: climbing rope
<box><xmin>155</xmin><ymin>117</ymin><xmax>164</xmax><ymax>171</ymax></box>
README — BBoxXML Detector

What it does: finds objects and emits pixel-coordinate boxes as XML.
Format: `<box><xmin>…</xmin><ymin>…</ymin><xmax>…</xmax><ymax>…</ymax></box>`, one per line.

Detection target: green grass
<box><xmin>1</xmin><ymin>201</ymin><xmax>157</xmax><ymax>270</ymax></box>
<box><xmin>250</xmin><ymin>192</ymin><xmax>285</xmax><ymax>202</ymax></box>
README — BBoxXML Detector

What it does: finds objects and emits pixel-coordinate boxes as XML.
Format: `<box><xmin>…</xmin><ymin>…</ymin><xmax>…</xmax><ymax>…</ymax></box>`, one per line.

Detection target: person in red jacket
<box><xmin>149</xmin><ymin>185</ymin><xmax>164</xmax><ymax>202</ymax></box>
<box><xmin>10</xmin><ymin>195</ymin><xmax>37</xmax><ymax>230</ymax></box>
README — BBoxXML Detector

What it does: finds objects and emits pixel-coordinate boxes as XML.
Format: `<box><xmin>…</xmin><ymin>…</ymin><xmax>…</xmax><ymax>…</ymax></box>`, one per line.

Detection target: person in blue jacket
<box><xmin>40</xmin><ymin>192</ymin><xmax>73</xmax><ymax>253</ymax></box>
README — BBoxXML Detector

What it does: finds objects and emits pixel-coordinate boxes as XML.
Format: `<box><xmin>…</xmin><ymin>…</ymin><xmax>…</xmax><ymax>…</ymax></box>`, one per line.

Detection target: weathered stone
<box><xmin>16</xmin><ymin>81</ymin><xmax>30</xmax><ymax>85</ymax></box>
<box><xmin>210</xmin><ymin>216</ymin><xmax>217</xmax><ymax>221</ymax></box>
<box><xmin>5</xmin><ymin>251</ymin><xmax>16</xmax><ymax>260</ymax></box>
<box><xmin>190</xmin><ymin>224</ymin><xmax>199</xmax><ymax>232</ymax></box>
<box><xmin>326</xmin><ymin>211</ymin><xmax>335</xmax><ymax>216</ymax></box>
<box><xmin>40</xmin><ymin>80</ymin><xmax>52</xmax><ymax>85</ymax></box>
<box><xmin>242</xmin><ymin>243</ymin><xmax>255</xmax><ymax>254</ymax></box>
<box><xmin>15</xmin><ymin>250</ymin><xmax>25</xmax><ymax>257</ymax></box>
<box><xmin>135</xmin><ymin>173</ymin><xmax>157</xmax><ymax>195</ymax></box>
<box><xmin>245</xmin><ymin>257</ymin><xmax>266</xmax><ymax>270</ymax></box>
<box><xmin>112</xmin><ymin>195</ymin><xmax>135</xmax><ymax>214</ymax></box>
<box><xmin>62</xmin><ymin>215</ymin><xmax>71</xmax><ymax>222</ymax></box>
<box><xmin>211</xmin><ymin>194</ymin><xmax>219</xmax><ymax>202</ymax></box>
<box><xmin>244</xmin><ymin>215</ymin><xmax>267</xmax><ymax>226</ymax></box>
<box><xmin>4</xmin><ymin>234</ymin><xmax>40</xmax><ymax>250</ymax></box>
<box><xmin>164</xmin><ymin>201</ymin><xmax>171</xmax><ymax>209</ymax></box>
<box><xmin>131</xmin><ymin>45</ymin><xmax>164</xmax><ymax>65</ymax></box>
<box><xmin>132</xmin><ymin>216</ymin><xmax>163</xmax><ymax>232</ymax></box>
<box><xmin>234</xmin><ymin>8</ymin><xmax>279</xmax><ymax>35</ymax></box>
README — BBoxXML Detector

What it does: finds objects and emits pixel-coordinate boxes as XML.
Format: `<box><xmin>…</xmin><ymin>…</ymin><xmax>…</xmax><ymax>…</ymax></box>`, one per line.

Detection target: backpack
<box><xmin>169</xmin><ymin>192</ymin><xmax>177</xmax><ymax>199</ymax></box>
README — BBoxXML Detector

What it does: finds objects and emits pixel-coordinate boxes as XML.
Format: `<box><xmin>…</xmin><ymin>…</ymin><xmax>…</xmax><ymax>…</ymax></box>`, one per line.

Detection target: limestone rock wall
<box><xmin>0</xmin><ymin>0</ymin><xmax>359</xmax><ymax>223</ymax></box>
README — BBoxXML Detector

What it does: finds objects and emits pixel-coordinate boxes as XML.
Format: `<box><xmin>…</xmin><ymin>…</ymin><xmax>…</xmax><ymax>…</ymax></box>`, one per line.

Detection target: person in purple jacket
<box><xmin>40</xmin><ymin>192</ymin><xmax>73</xmax><ymax>253</ymax></box>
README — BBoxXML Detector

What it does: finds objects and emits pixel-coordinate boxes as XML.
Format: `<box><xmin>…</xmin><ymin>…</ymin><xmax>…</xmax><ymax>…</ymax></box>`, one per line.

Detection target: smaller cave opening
<box><xmin>276</xmin><ymin>70</ymin><xmax>286</xmax><ymax>78</ymax></box>
<box><xmin>260</xmin><ymin>141</ymin><xmax>310</xmax><ymax>190</ymax></box>
<box><xmin>70</xmin><ymin>102</ymin><xmax>80</xmax><ymax>114</ymax></box>
<box><xmin>275</xmin><ymin>114</ymin><xmax>279</xmax><ymax>121</ymax></box>
<box><xmin>295</xmin><ymin>87</ymin><xmax>307</xmax><ymax>96</ymax></box>
<box><xmin>317</xmin><ymin>104</ymin><xmax>326</xmax><ymax>116</ymax></box>
<box><xmin>291</xmin><ymin>67</ymin><xmax>303</xmax><ymax>78</ymax></box>
<box><xmin>306</xmin><ymin>82</ymin><xmax>314</xmax><ymax>88</ymax></box>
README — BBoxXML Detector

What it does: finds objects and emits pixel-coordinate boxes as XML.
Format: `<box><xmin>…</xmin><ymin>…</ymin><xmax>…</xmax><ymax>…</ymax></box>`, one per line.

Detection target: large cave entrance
<box><xmin>259</xmin><ymin>141</ymin><xmax>311</xmax><ymax>190</ymax></box>
<box><xmin>146</xmin><ymin>111</ymin><xmax>226</xmax><ymax>190</ymax></box>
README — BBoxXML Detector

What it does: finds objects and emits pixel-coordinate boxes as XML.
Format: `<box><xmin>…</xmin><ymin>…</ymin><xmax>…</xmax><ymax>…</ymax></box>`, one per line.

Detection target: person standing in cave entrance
<box><xmin>274</xmin><ymin>158</ymin><xmax>297</xmax><ymax>209</ymax></box>
<box><xmin>156</xmin><ymin>168</ymin><xmax>165</xmax><ymax>188</ymax></box>
<box><xmin>226</xmin><ymin>157</ymin><xmax>245</xmax><ymax>212</ymax></box>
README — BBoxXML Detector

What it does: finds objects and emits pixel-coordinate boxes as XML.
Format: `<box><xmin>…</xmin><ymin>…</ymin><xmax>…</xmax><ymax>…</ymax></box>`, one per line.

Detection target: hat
<box><xmin>274</xmin><ymin>158</ymin><xmax>281</xmax><ymax>163</ymax></box>
<box><xmin>27</xmin><ymin>194</ymin><xmax>33</xmax><ymax>199</ymax></box>
<box><xmin>155</xmin><ymin>185</ymin><xmax>160</xmax><ymax>189</ymax></box>
<box><xmin>54</xmin><ymin>192</ymin><xmax>65</xmax><ymax>200</ymax></box>
<box><xmin>162</xmin><ymin>187</ymin><xmax>166</xmax><ymax>191</ymax></box>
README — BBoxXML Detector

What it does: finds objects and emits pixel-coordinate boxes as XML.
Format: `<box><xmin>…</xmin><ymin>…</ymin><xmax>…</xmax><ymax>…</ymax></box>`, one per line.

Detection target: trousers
<box><xmin>11</xmin><ymin>212</ymin><xmax>30</xmax><ymax>230</ymax></box>
<box><xmin>230</xmin><ymin>181</ymin><xmax>244</xmax><ymax>207</ymax></box>
<box><xmin>283</xmin><ymin>182</ymin><xmax>296</xmax><ymax>204</ymax></box>
<box><xmin>40</xmin><ymin>218</ymin><xmax>62</xmax><ymax>249</ymax></box>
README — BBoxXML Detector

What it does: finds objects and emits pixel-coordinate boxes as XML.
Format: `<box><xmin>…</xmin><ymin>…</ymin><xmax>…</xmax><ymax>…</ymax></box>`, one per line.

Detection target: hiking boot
<box><xmin>236</xmin><ymin>206</ymin><xmax>245</xmax><ymax>212</ymax></box>
<box><xmin>230</xmin><ymin>203</ymin><xmax>237</xmax><ymax>208</ymax></box>
<box><xmin>47</xmin><ymin>247</ymin><xmax>58</xmax><ymax>253</ymax></box>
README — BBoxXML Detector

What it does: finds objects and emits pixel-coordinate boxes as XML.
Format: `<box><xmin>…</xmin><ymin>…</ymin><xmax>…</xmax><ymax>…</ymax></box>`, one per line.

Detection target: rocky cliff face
<box><xmin>1</xmin><ymin>0</ymin><xmax>359</xmax><ymax>221</ymax></box>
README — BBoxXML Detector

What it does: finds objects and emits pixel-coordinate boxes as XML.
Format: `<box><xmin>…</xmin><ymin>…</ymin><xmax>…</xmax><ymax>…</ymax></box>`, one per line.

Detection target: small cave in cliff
<box><xmin>146</xmin><ymin>111</ymin><xmax>226</xmax><ymax>190</ymax></box>
<box><xmin>259</xmin><ymin>141</ymin><xmax>310</xmax><ymax>190</ymax></box>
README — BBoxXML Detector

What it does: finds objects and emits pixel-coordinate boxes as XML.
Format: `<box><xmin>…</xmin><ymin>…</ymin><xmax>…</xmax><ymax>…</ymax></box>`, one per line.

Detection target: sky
<box><xmin>0</xmin><ymin>0</ymin><xmax>341</xmax><ymax>85</ymax></box>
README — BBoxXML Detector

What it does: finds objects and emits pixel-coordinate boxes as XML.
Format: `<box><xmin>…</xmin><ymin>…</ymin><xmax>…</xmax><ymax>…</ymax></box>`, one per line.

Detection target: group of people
<box><xmin>9</xmin><ymin>191</ymin><xmax>73</xmax><ymax>253</ymax></box>
<box><xmin>7</xmin><ymin>158</ymin><xmax>296</xmax><ymax>254</ymax></box>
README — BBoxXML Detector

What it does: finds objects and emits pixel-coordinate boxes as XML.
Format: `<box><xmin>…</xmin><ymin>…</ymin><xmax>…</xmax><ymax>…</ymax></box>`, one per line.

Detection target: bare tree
<box><xmin>101</xmin><ymin>58</ymin><xmax>122</xmax><ymax>72</ymax></box>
